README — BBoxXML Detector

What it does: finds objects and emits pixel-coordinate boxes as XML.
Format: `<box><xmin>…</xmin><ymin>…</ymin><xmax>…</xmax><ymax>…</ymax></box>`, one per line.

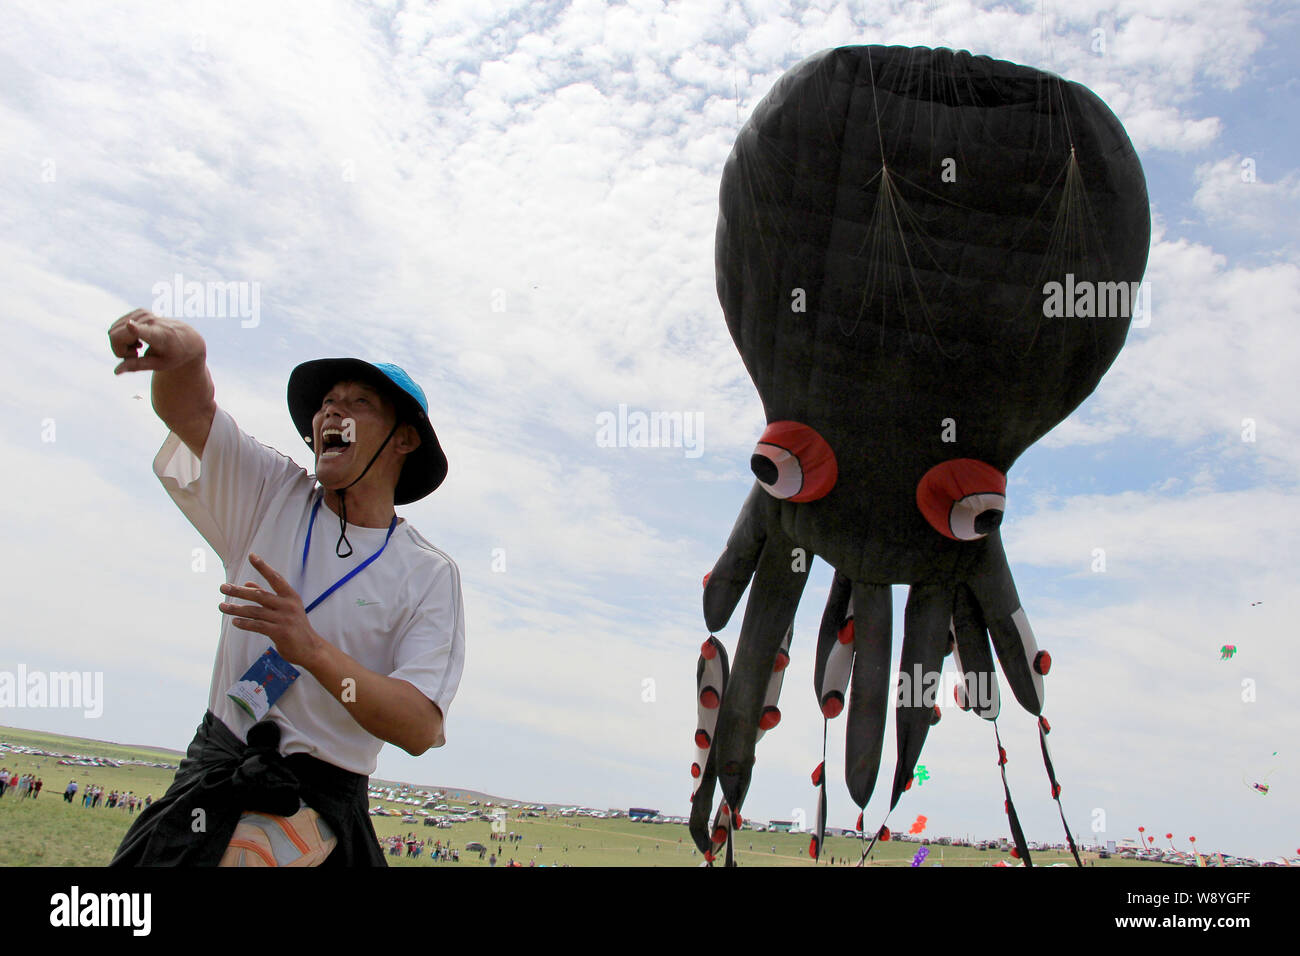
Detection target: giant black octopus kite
<box><xmin>689</xmin><ymin>46</ymin><xmax>1149</xmax><ymax>866</ymax></box>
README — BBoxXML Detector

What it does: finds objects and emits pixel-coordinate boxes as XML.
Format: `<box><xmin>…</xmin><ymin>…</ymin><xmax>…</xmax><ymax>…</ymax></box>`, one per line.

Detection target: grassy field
<box><xmin>2</xmin><ymin>724</ymin><xmax>1146</xmax><ymax>868</ymax></box>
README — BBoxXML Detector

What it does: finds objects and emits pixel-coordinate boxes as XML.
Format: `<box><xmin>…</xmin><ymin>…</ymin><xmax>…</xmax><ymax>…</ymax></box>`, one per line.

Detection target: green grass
<box><xmin>2</xmin><ymin>725</ymin><xmax>1156</xmax><ymax>867</ymax></box>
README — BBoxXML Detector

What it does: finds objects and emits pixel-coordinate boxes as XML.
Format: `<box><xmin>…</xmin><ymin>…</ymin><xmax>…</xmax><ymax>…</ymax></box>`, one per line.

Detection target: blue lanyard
<box><xmin>300</xmin><ymin>493</ymin><xmax>397</xmax><ymax>613</ymax></box>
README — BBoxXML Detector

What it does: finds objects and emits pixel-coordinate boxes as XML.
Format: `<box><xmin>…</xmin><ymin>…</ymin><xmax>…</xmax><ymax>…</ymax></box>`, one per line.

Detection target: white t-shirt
<box><xmin>154</xmin><ymin>407</ymin><xmax>466</xmax><ymax>775</ymax></box>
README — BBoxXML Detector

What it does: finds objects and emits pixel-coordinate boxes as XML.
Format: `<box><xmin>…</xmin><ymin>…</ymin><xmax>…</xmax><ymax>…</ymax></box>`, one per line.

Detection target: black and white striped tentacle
<box><xmin>690</xmin><ymin>485</ymin><xmax>809</xmax><ymax>855</ymax></box>
<box><xmin>810</xmin><ymin>571</ymin><xmax>853</xmax><ymax>863</ymax></box>
<box><xmin>756</xmin><ymin>625</ymin><xmax>794</xmax><ymax>743</ymax></box>
<box><xmin>691</xmin><ymin>635</ymin><xmax>730</xmax><ymax>801</ymax></box>
<box><xmin>965</xmin><ymin>532</ymin><xmax>1048</xmax><ymax>716</ymax></box>
<box><xmin>810</xmin><ymin>753</ymin><xmax>828</xmax><ymax>861</ymax></box>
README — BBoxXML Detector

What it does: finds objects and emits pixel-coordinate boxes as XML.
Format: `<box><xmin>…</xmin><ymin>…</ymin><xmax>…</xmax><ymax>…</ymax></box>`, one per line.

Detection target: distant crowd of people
<box><xmin>0</xmin><ymin>771</ymin><xmax>152</xmax><ymax>816</ymax></box>
<box><xmin>0</xmin><ymin>770</ymin><xmax>41</xmax><ymax>799</ymax></box>
<box><xmin>383</xmin><ymin>834</ymin><xmax>461</xmax><ymax>861</ymax></box>
<box><xmin>63</xmin><ymin>780</ymin><xmax>152</xmax><ymax>813</ymax></box>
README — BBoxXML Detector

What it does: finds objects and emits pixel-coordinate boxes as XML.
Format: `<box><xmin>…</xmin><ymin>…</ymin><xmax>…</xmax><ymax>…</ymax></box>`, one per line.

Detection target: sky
<box><xmin>1</xmin><ymin>0</ymin><xmax>1297</xmax><ymax>861</ymax></box>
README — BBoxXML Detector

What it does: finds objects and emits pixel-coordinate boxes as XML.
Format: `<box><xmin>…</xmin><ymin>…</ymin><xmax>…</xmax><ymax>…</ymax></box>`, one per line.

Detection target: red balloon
<box><xmin>1166</xmin><ymin>833</ymin><xmax>1172</xmax><ymax>839</ymax></box>
<box><xmin>1138</xmin><ymin>827</ymin><xmax>1145</xmax><ymax>832</ymax></box>
<box><xmin>1189</xmin><ymin>836</ymin><xmax>1196</xmax><ymax>843</ymax></box>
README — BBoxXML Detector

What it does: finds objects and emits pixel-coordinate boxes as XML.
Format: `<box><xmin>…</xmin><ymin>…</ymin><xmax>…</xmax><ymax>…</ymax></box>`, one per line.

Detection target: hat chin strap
<box><xmin>332</xmin><ymin>421</ymin><xmax>400</xmax><ymax>558</ymax></box>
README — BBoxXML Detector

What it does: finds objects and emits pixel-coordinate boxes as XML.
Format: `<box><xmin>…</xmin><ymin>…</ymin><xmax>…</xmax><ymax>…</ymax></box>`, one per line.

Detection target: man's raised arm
<box><xmin>109</xmin><ymin>309</ymin><xmax>217</xmax><ymax>458</ymax></box>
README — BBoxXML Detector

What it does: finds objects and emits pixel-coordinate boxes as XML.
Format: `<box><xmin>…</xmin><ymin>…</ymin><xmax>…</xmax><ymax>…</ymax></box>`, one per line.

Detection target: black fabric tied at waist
<box><xmin>110</xmin><ymin>712</ymin><xmax>385</xmax><ymax>867</ymax></box>
<box><xmin>221</xmin><ymin>720</ymin><xmax>302</xmax><ymax>817</ymax></box>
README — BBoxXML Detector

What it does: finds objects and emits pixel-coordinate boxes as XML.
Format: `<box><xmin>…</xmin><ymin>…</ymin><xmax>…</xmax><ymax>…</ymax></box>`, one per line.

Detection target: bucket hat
<box><xmin>287</xmin><ymin>359</ymin><xmax>447</xmax><ymax>505</ymax></box>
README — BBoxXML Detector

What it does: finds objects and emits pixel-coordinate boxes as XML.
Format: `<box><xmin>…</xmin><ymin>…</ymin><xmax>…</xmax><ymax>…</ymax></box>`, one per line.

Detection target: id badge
<box><xmin>226</xmin><ymin>648</ymin><xmax>300</xmax><ymax>721</ymax></box>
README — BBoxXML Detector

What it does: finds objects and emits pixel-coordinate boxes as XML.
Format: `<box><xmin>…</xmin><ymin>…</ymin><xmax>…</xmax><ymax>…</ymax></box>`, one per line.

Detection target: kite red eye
<box><xmin>916</xmin><ymin>459</ymin><xmax>1008</xmax><ymax>541</ymax></box>
<box><xmin>750</xmin><ymin>421</ymin><xmax>838</xmax><ymax>502</ymax></box>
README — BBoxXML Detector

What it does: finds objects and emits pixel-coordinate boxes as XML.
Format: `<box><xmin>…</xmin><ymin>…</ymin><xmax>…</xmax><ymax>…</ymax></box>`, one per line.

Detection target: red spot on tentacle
<box><xmin>821</xmin><ymin>692</ymin><xmax>844</xmax><ymax>719</ymax></box>
<box><xmin>811</xmin><ymin>762</ymin><xmax>824</xmax><ymax>786</ymax></box>
<box><xmin>773</xmin><ymin>649</ymin><xmax>790</xmax><ymax>672</ymax></box>
<box><xmin>690</xmin><ymin>763</ymin><xmax>701</xmax><ymax>779</ymax></box>
<box><xmin>837</xmin><ymin>619</ymin><xmax>855</xmax><ymax>644</ymax></box>
<box><xmin>879</xmin><ymin>826</ymin><xmax>891</xmax><ymax>841</ymax></box>
<box><xmin>1039</xmin><ymin>716</ymin><xmax>1051</xmax><ymax>734</ymax></box>
<box><xmin>699</xmin><ymin>688</ymin><xmax>720</xmax><ymax>709</ymax></box>
<box><xmin>758</xmin><ymin>706</ymin><xmax>781</xmax><ymax>730</ymax></box>
<box><xmin>694</xmin><ymin>729</ymin><xmax>710</xmax><ymax>749</ymax></box>
<box><xmin>1034</xmin><ymin>650</ymin><xmax>1051</xmax><ymax>675</ymax></box>
<box><xmin>700</xmin><ymin>639</ymin><xmax>716</xmax><ymax>660</ymax></box>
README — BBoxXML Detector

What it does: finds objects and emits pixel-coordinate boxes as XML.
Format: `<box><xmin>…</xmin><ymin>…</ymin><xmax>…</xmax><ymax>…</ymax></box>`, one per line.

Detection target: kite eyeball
<box><xmin>916</xmin><ymin>459</ymin><xmax>1008</xmax><ymax>541</ymax></box>
<box><xmin>1034</xmin><ymin>650</ymin><xmax>1052</xmax><ymax>675</ymax></box>
<box><xmin>820</xmin><ymin>691</ymin><xmax>844</xmax><ymax>719</ymax></box>
<box><xmin>758</xmin><ymin>706</ymin><xmax>781</xmax><ymax>730</ymax></box>
<box><xmin>773</xmin><ymin>649</ymin><xmax>790</xmax><ymax>672</ymax></box>
<box><xmin>699</xmin><ymin>687</ymin><xmax>720</xmax><ymax>709</ymax></box>
<box><xmin>750</xmin><ymin>421</ymin><xmax>838</xmax><ymax>502</ymax></box>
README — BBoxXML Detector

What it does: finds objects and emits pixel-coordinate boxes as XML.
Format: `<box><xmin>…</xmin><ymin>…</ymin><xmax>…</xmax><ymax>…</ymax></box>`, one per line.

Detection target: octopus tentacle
<box><xmin>712</xmin><ymin>521</ymin><xmax>810</xmax><ymax>814</ymax></box>
<box><xmin>703</xmin><ymin>484</ymin><xmax>772</xmax><ymax>633</ymax></box>
<box><xmin>966</xmin><ymin>532</ymin><xmax>1045</xmax><ymax>715</ymax></box>
<box><xmin>950</xmin><ymin>581</ymin><xmax>1001</xmax><ymax>719</ymax></box>
<box><xmin>845</xmin><ymin>582</ymin><xmax>893</xmax><ymax>808</ymax></box>
<box><xmin>813</xmin><ymin>571</ymin><xmax>855</xmax><ymax>716</ymax></box>
<box><xmin>890</xmin><ymin>582</ymin><xmax>954</xmax><ymax>809</ymax></box>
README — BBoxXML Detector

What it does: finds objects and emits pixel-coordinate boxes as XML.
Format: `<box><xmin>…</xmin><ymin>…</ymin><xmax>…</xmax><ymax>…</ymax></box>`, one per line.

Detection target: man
<box><xmin>107</xmin><ymin>309</ymin><xmax>466</xmax><ymax>866</ymax></box>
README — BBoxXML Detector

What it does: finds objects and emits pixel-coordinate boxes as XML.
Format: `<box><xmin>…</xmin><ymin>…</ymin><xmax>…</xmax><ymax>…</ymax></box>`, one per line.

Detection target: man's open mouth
<box><xmin>320</xmin><ymin>427</ymin><xmax>352</xmax><ymax>459</ymax></box>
